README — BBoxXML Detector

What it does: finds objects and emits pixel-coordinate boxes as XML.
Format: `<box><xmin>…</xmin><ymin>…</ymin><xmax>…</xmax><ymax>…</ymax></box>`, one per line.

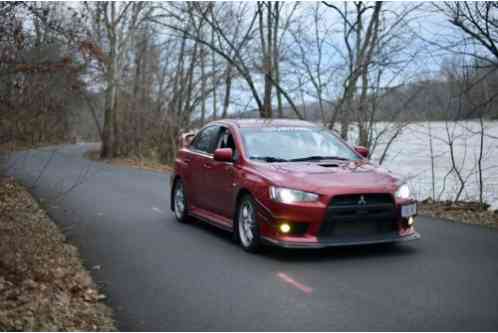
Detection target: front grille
<box><xmin>330</xmin><ymin>193</ymin><xmax>394</xmax><ymax>206</ymax></box>
<box><xmin>319</xmin><ymin>194</ymin><xmax>396</xmax><ymax>239</ymax></box>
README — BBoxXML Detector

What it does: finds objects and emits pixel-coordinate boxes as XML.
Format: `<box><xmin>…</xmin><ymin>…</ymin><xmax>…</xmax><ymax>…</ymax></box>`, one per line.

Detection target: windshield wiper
<box><xmin>289</xmin><ymin>155</ymin><xmax>349</xmax><ymax>162</ymax></box>
<box><xmin>250</xmin><ymin>156</ymin><xmax>289</xmax><ymax>163</ymax></box>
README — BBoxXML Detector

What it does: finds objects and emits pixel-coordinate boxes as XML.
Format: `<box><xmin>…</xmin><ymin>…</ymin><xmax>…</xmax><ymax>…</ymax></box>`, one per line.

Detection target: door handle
<box><xmin>184</xmin><ymin>158</ymin><xmax>191</xmax><ymax>165</ymax></box>
<box><xmin>203</xmin><ymin>163</ymin><xmax>212</xmax><ymax>169</ymax></box>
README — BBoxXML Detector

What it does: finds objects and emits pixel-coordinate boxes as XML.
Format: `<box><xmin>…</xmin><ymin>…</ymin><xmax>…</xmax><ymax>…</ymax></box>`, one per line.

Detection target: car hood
<box><xmin>253</xmin><ymin>160</ymin><xmax>401</xmax><ymax>195</ymax></box>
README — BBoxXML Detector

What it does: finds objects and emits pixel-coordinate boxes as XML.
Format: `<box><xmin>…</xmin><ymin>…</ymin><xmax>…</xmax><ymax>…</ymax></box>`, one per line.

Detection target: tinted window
<box><xmin>191</xmin><ymin>125</ymin><xmax>220</xmax><ymax>154</ymax></box>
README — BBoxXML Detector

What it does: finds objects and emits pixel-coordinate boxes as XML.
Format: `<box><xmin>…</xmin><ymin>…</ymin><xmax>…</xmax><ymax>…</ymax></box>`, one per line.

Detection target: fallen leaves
<box><xmin>418</xmin><ymin>199</ymin><xmax>498</xmax><ymax>228</ymax></box>
<box><xmin>0</xmin><ymin>177</ymin><xmax>116</xmax><ymax>331</ymax></box>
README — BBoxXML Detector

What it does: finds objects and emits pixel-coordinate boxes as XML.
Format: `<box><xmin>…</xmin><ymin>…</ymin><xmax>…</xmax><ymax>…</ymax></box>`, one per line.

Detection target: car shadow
<box><xmin>187</xmin><ymin>217</ymin><xmax>236</xmax><ymax>241</ymax></box>
<box><xmin>187</xmin><ymin>216</ymin><xmax>419</xmax><ymax>262</ymax></box>
<box><xmin>264</xmin><ymin>242</ymin><xmax>418</xmax><ymax>263</ymax></box>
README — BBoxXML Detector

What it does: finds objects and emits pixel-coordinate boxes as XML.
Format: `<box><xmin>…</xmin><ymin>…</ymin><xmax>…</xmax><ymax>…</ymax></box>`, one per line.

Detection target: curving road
<box><xmin>4</xmin><ymin>144</ymin><xmax>498</xmax><ymax>331</ymax></box>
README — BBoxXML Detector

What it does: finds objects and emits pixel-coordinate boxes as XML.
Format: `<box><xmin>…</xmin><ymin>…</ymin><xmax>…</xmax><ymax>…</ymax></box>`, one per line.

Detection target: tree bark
<box><xmin>273</xmin><ymin>2</ymin><xmax>283</xmax><ymax>118</ymax></box>
<box><xmin>258</xmin><ymin>2</ymin><xmax>273</xmax><ymax>118</ymax></box>
<box><xmin>200</xmin><ymin>43</ymin><xmax>206</xmax><ymax>125</ymax></box>
<box><xmin>210</xmin><ymin>9</ymin><xmax>218</xmax><ymax>120</ymax></box>
<box><xmin>100</xmin><ymin>5</ymin><xmax>117</xmax><ymax>159</ymax></box>
<box><xmin>222</xmin><ymin>63</ymin><xmax>232</xmax><ymax>118</ymax></box>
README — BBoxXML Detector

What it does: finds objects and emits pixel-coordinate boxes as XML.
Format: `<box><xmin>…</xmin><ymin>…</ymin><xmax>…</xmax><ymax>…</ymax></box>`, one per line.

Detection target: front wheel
<box><xmin>237</xmin><ymin>195</ymin><xmax>261</xmax><ymax>252</ymax></box>
<box><xmin>173</xmin><ymin>179</ymin><xmax>189</xmax><ymax>223</ymax></box>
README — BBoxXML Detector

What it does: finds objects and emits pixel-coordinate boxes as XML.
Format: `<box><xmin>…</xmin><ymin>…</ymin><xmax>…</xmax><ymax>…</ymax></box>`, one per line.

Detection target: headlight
<box><xmin>395</xmin><ymin>184</ymin><xmax>411</xmax><ymax>199</ymax></box>
<box><xmin>269</xmin><ymin>186</ymin><xmax>319</xmax><ymax>204</ymax></box>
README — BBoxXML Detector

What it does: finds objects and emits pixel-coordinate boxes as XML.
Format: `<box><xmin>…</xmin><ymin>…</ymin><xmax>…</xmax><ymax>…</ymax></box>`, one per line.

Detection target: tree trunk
<box><xmin>263</xmin><ymin>2</ymin><xmax>273</xmax><ymax>118</ymax></box>
<box><xmin>273</xmin><ymin>2</ymin><xmax>283</xmax><ymax>118</ymax></box>
<box><xmin>200</xmin><ymin>44</ymin><xmax>206</xmax><ymax>125</ymax></box>
<box><xmin>132</xmin><ymin>38</ymin><xmax>143</xmax><ymax>157</ymax></box>
<box><xmin>222</xmin><ymin>63</ymin><xmax>232</xmax><ymax>118</ymax></box>
<box><xmin>112</xmin><ymin>89</ymin><xmax>120</xmax><ymax>157</ymax></box>
<box><xmin>101</xmin><ymin>60</ymin><xmax>116</xmax><ymax>159</ymax></box>
<box><xmin>339</xmin><ymin>84</ymin><xmax>355</xmax><ymax>140</ymax></box>
<box><xmin>100</xmin><ymin>3</ymin><xmax>117</xmax><ymax>159</ymax></box>
<box><xmin>211</xmin><ymin>18</ymin><xmax>218</xmax><ymax>120</ymax></box>
<box><xmin>357</xmin><ymin>61</ymin><xmax>369</xmax><ymax>147</ymax></box>
<box><xmin>183</xmin><ymin>40</ymin><xmax>199</xmax><ymax>127</ymax></box>
<box><xmin>173</xmin><ymin>30</ymin><xmax>187</xmax><ymax>127</ymax></box>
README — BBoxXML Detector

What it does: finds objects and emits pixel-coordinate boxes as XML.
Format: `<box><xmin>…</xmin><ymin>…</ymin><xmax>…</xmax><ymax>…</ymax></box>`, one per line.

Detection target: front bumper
<box><xmin>262</xmin><ymin>231</ymin><xmax>420</xmax><ymax>249</ymax></box>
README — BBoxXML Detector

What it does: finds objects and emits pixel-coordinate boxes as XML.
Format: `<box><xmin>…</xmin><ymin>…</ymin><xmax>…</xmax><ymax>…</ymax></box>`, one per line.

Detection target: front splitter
<box><xmin>262</xmin><ymin>232</ymin><xmax>421</xmax><ymax>249</ymax></box>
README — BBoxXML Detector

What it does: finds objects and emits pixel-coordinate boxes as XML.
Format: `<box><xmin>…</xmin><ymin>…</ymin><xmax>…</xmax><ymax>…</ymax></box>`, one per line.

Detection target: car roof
<box><xmin>211</xmin><ymin>118</ymin><xmax>319</xmax><ymax>128</ymax></box>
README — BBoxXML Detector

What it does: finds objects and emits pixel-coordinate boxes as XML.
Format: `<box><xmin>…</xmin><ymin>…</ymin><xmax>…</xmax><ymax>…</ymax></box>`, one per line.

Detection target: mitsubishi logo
<box><xmin>358</xmin><ymin>195</ymin><xmax>367</xmax><ymax>205</ymax></box>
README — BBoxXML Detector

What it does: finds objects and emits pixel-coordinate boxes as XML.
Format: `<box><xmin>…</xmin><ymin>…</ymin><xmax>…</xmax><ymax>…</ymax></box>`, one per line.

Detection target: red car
<box><xmin>170</xmin><ymin>119</ymin><xmax>419</xmax><ymax>252</ymax></box>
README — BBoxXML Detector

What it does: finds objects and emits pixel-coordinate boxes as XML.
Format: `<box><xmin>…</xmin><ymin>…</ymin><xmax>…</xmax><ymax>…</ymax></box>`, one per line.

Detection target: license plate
<box><xmin>401</xmin><ymin>203</ymin><xmax>417</xmax><ymax>217</ymax></box>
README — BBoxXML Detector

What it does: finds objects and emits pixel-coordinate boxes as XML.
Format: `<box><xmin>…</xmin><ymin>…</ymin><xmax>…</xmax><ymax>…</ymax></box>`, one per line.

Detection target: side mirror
<box><xmin>355</xmin><ymin>146</ymin><xmax>369</xmax><ymax>159</ymax></box>
<box><xmin>214</xmin><ymin>148</ymin><xmax>233</xmax><ymax>162</ymax></box>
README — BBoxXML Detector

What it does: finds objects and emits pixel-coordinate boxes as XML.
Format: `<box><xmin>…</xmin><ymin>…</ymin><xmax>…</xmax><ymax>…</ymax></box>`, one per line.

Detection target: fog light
<box><xmin>279</xmin><ymin>223</ymin><xmax>291</xmax><ymax>233</ymax></box>
<box><xmin>408</xmin><ymin>217</ymin><xmax>415</xmax><ymax>226</ymax></box>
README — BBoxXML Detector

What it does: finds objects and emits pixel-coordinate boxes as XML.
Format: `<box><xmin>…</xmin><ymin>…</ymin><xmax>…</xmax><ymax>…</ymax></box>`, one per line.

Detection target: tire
<box><xmin>173</xmin><ymin>179</ymin><xmax>189</xmax><ymax>223</ymax></box>
<box><xmin>236</xmin><ymin>194</ymin><xmax>261</xmax><ymax>252</ymax></box>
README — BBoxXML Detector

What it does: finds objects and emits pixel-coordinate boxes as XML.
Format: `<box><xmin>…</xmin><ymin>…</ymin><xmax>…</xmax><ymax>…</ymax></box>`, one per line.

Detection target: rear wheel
<box><xmin>173</xmin><ymin>179</ymin><xmax>189</xmax><ymax>223</ymax></box>
<box><xmin>237</xmin><ymin>195</ymin><xmax>261</xmax><ymax>252</ymax></box>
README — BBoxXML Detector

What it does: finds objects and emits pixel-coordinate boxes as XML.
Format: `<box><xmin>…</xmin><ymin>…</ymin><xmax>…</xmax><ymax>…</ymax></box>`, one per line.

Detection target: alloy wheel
<box><xmin>174</xmin><ymin>181</ymin><xmax>186</xmax><ymax>221</ymax></box>
<box><xmin>238</xmin><ymin>198</ymin><xmax>257</xmax><ymax>249</ymax></box>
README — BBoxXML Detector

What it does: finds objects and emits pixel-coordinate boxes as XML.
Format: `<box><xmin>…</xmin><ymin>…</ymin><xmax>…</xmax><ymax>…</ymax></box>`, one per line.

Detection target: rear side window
<box><xmin>191</xmin><ymin>125</ymin><xmax>220</xmax><ymax>154</ymax></box>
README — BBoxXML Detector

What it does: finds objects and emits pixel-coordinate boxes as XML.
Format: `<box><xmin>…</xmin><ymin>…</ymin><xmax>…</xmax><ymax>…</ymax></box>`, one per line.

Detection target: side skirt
<box><xmin>189</xmin><ymin>205</ymin><xmax>234</xmax><ymax>232</ymax></box>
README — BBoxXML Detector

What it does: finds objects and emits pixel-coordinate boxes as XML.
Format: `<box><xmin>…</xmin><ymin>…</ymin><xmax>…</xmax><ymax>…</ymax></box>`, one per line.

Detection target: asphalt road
<box><xmin>3</xmin><ymin>144</ymin><xmax>498</xmax><ymax>331</ymax></box>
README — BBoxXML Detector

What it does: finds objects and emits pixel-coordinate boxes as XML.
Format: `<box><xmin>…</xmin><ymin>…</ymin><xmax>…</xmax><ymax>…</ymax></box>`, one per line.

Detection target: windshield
<box><xmin>240</xmin><ymin>127</ymin><xmax>360</xmax><ymax>162</ymax></box>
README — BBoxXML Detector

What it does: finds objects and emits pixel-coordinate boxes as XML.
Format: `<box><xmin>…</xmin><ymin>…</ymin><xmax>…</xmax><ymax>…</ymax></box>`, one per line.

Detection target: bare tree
<box><xmin>436</xmin><ymin>2</ymin><xmax>498</xmax><ymax>66</ymax></box>
<box><xmin>80</xmin><ymin>2</ymin><xmax>151</xmax><ymax>158</ymax></box>
<box><xmin>153</xmin><ymin>2</ymin><xmax>304</xmax><ymax>120</ymax></box>
<box><xmin>289</xmin><ymin>3</ymin><xmax>338</xmax><ymax>125</ymax></box>
<box><xmin>322</xmin><ymin>2</ymin><xmax>382</xmax><ymax>140</ymax></box>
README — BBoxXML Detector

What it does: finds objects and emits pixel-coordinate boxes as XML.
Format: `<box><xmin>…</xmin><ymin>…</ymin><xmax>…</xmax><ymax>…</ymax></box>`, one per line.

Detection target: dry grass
<box><xmin>85</xmin><ymin>150</ymin><xmax>173</xmax><ymax>173</ymax></box>
<box><xmin>0</xmin><ymin>177</ymin><xmax>116</xmax><ymax>331</ymax></box>
<box><xmin>418</xmin><ymin>200</ymin><xmax>498</xmax><ymax>229</ymax></box>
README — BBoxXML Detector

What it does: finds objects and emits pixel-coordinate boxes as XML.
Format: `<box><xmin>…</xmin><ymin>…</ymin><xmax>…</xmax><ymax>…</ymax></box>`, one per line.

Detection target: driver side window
<box><xmin>191</xmin><ymin>125</ymin><xmax>220</xmax><ymax>154</ymax></box>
